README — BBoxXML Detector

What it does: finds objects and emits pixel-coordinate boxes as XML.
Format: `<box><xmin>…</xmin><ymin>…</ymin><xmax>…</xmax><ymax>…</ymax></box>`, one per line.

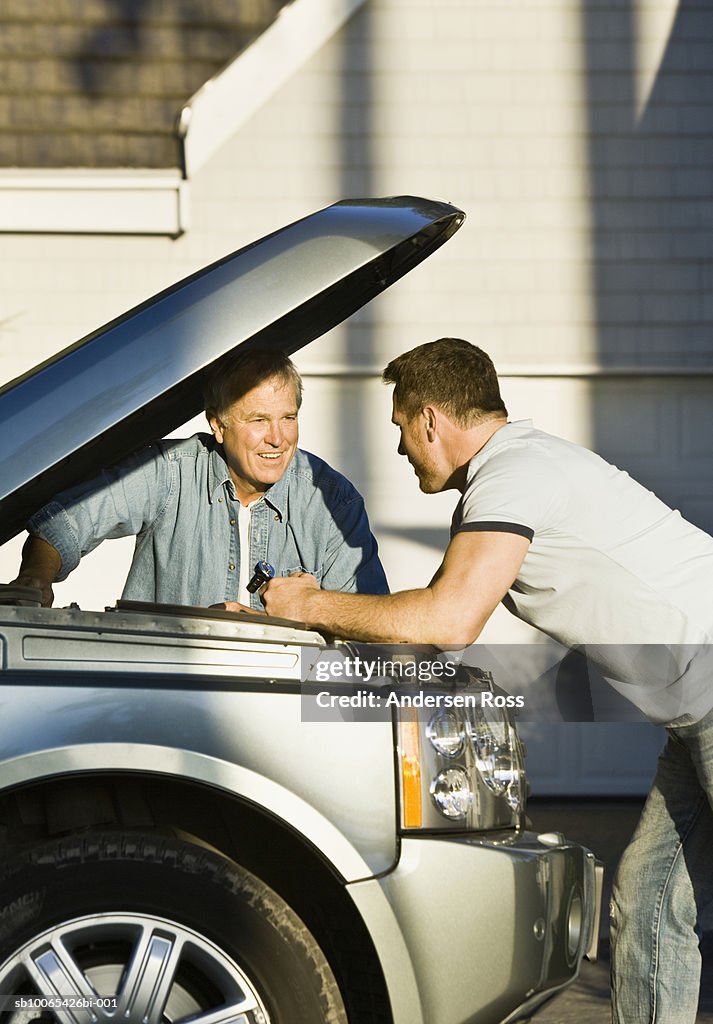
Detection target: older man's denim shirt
<box><xmin>28</xmin><ymin>434</ymin><xmax>388</xmax><ymax>608</ymax></box>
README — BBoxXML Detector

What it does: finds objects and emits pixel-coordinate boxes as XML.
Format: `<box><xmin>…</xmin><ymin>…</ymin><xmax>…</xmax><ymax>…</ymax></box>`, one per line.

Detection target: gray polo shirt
<box><xmin>451</xmin><ymin>420</ymin><xmax>713</xmax><ymax>725</ymax></box>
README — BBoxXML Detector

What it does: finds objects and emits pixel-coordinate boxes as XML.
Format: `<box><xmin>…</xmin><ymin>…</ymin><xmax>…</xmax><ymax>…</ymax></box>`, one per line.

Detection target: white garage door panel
<box><xmin>520</xmin><ymin>722</ymin><xmax>666</xmax><ymax>796</ymax></box>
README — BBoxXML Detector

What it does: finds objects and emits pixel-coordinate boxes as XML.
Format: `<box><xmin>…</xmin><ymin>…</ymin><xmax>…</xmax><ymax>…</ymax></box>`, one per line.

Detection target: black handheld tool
<box><xmin>247</xmin><ymin>560</ymin><xmax>276</xmax><ymax>593</ymax></box>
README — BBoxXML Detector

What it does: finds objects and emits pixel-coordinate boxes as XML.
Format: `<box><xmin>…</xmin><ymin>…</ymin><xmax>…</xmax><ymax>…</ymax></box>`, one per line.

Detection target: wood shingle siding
<box><xmin>0</xmin><ymin>0</ymin><xmax>285</xmax><ymax>168</ymax></box>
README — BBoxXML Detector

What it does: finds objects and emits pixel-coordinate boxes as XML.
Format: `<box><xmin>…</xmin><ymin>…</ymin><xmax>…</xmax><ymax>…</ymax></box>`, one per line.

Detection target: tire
<box><xmin>0</xmin><ymin>832</ymin><xmax>348</xmax><ymax>1024</ymax></box>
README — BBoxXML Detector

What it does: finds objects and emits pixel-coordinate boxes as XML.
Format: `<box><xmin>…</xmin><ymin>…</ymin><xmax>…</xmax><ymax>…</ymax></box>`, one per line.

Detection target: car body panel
<box><xmin>0</xmin><ymin>744</ymin><xmax>380</xmax><ymax>882</ymax></box>
<box><xmin>379</xmin><ymin>831</ymin><xmax>594</xmax><ymax>1024</ymax></box>
<box><xmin>364</xmin><ymin>835</ymin><xmax>598</xmax><ymax>1024</ymax></box>
<box><xmin>0</xmin><ymin>196</ymin><xmax>464</xmax><ymax>543</ymax></box>
<box><xmin>0</xmin><ymin>607</ymin><xmax>398</xmax><ymax>879</ymax></box>
<box><xmin>0</xmin><ymin>605</ymin><xmax>600</xmax><ymax>1024</ymax></box>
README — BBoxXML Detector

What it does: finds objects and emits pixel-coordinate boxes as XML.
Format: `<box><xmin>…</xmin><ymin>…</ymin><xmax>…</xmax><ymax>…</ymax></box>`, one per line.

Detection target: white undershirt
<box><xmin>237</xmin><ymin>501</ymin><xmax>252</xmax><ymax>606</ymax></box>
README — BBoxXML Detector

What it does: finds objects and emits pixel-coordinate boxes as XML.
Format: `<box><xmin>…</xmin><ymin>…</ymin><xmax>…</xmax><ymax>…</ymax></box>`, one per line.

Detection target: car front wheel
<box><xmin>0</xmin><ymin>832</ymin><xmax>348</xmax><ymax>1024</ymax></box>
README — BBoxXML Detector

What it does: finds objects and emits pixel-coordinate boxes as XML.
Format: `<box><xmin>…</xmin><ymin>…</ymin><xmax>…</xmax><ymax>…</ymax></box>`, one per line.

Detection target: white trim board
<box><xmin>0</xmin><ymin>169</ymin><xmax>187</xmax><ymax>237</ymax></box>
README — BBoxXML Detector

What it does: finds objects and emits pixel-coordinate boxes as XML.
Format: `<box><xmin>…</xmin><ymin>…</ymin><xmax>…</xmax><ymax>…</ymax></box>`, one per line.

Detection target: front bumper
<box><xmin>349</xmin><ymin>830</ymin><xmax>601</xmax><ymax>1024</ymax></box>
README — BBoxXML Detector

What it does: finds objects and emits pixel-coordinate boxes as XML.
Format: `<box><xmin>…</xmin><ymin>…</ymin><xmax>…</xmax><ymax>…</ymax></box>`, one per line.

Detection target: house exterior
<box><xmin>1</xmin><ymin>0</ymin><xmax>711</xmax><ymax>793</ymax></box>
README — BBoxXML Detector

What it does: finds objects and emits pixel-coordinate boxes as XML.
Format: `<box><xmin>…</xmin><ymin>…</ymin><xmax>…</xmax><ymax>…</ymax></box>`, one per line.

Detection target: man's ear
<box><xmin>208</xmin><ymin>413</ymin><xmax>225</xmax><ymax>444</ymax></box>
<box><xmin>423</xmin><ymin>405</ymin><xmax>438</xmax><ymax>442</ymax></box>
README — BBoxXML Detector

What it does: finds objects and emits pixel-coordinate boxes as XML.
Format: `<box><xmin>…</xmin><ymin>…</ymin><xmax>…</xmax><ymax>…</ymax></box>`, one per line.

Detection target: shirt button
<box><xmin>274</xmin><ymin>513</ymin><xmax>280</xmax><ymax>521</ymax></box>
<box><xmin>230</xmin><ymin>519</ymin><xmax>236</xmax><ymax>526</ymax></box>
<box><xmin>218</xmin><ymin>497</ymin><xmax>223</xmax><ymax>503</ymax></box>
<box><xmin>228</xmin><ymin>563</ymin><xmax>235</xmax><ymax>571</ymax></box>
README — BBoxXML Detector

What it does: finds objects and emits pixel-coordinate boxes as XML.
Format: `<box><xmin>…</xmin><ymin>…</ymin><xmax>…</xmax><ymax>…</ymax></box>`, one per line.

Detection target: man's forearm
<box><xmin>304</xmin><ymin>588</ymin><xmax>418</xmax><ymax>642</ymax></box>
<box><xmin>263</xmin><ymin>531</ymin><xmax>529</xmax><ymax>644</ymax></box>
<box><xmin>282</xmin><ymin>586</ymin><xmax>480</xmax><ymax>646</ymax></box>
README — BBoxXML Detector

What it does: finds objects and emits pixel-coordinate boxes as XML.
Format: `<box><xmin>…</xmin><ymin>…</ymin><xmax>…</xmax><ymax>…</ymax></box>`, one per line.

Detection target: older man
<box><xmin>13</xmin><ymin>348</ymin><xmax>387</xmax><ymax>608</ymax></box>
<box><xmin>263</xmin><ymin>337</ymin><xmax>713</xmax><ymax>1024</ymax></box>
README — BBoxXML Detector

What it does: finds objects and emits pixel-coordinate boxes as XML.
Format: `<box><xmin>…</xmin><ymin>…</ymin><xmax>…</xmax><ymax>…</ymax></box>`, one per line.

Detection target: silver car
<box><xmin>0</xmin><ymin>198</ymin><xmax>601</xmax><ymax>1024</ymax></box>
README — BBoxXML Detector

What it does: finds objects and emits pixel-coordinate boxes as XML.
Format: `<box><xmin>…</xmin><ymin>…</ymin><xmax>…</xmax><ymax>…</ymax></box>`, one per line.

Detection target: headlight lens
<box><xmin>505</xmin><ymin>763</ymin><xmax>525</xmax><ymax>811</ymax></box>
<box><xmin>426</xmin><ymin>710</ymin><xmax>466</xmax><ymax>757</ymax></box>
<box><xmin>469</xmin><ymin>706</ymin><xmax>524</xmax><ymax>811</ymax></box>
<box><xmin>430</xmin><ymin>767</ymin><xmax>474</xmax><ymax>819</ymax></box>
<box><xmin>470</xmin><ymin>707</ymin><xmax>514</xmax><ymax>796</ymax></box>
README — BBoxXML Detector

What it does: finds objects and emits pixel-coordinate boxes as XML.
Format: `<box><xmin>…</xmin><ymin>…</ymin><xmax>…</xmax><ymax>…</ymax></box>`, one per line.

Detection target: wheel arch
<box><xmin>0</xmin><ymin>750</ymin><xmax>397</xmax><ymax>1024</ymax></box>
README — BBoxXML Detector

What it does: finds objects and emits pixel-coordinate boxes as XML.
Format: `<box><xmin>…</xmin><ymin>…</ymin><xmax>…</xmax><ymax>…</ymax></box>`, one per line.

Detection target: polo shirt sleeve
<box><xmin>453</xmin><ymin>445</ymin><xmax>565</xmax><ymax>542</ymax></box>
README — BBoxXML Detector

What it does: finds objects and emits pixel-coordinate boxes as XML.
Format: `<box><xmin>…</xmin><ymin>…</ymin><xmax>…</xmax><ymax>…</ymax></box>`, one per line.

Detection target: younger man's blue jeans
<box><xmin>611</xmin><ymin>707</ymin><xmax>713</xmax><ymax>1023</ymax></box>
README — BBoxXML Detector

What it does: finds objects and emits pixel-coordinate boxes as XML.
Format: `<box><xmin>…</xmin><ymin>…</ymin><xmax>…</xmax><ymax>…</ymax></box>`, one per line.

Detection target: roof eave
<box><xmin>178</xmin><ymin>0</ymin><xmax>367</xmax><ymax>177</ymax></box>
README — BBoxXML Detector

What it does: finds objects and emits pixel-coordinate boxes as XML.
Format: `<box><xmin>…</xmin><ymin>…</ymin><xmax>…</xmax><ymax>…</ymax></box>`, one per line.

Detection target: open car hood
<box><xmin>0</xmin><ymin>196</ymin><xmax>464</xmax><ymax>543</ymax></box>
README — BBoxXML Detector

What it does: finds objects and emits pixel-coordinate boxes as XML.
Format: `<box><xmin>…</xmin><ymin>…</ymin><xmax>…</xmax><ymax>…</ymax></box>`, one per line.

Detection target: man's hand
<box><xmin>11</xmin><ymin>536</ymin><xmax>62</xmax><ymax>608</ymax></box>
<box><xmin>209</xmin><ymin>601</ymin><xmax>264</xmax><ymax>615</ymax></box>
<box><xmin>262</xmin><ymin>572</ymin><xmax>320</xmax><ymax>619</ymax></box>
<box><xmin>9</xmin><ymin>573</ymin><xmax>55</xmax><ymax>608</ymax></box>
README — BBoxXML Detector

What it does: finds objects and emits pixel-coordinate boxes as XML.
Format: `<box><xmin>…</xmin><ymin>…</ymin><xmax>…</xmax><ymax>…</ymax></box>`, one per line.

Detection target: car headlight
<box><xmin>426</xmin><ymin>710</ymin><xmax>466</xmax><ymax>758</ymax></box>
<box><xmin>430</xmin><ymin>767</ymin><xmax>474</xmax><ymax>819</ymax></box>
<box><xmin>396</xmin><ymin>672</ymin><xmax>526</xmax><ymax>832</ymax></box>
<box><xmin>470</xmin><ymin>705</ymin><xmax>520</xmax><ymax>796</ymax></box>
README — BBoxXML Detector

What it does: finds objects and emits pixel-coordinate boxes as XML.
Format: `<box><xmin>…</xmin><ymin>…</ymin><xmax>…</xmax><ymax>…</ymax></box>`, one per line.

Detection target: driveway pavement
<box><xmin>527</xmin><ymin>799</ymin><xmax>713</xmax><ymax>1022</ymax></box>
<box><xmin>531</xmin><ymin>939</ymin><xmax>713</xmax><ymax>1023</ymax></box>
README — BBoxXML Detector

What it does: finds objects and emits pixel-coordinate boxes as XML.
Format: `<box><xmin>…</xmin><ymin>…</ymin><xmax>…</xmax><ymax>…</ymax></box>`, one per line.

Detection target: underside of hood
<box><xmin>0</xmin><ymin>196</ymin><xmax>464</xmax><ymax>543</ymax></box>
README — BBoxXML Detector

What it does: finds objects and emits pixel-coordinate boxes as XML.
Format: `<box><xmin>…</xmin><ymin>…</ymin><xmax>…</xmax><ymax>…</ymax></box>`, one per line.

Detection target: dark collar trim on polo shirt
<box><xmin>456</xmin><ymin>521</ymin><xmax>534</xmax><ymax>541</ymax></box>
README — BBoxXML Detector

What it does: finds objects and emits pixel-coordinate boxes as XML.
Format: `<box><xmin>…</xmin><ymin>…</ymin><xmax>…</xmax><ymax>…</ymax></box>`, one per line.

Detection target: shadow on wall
<box><xmin>62</xmin><ymin>0</ymin><xmax>286</xmax><ymax>167</ymax></box>
<box><xmin>75</xmin><ymin>0</ymin><xmax>285</xmax><ymax>94</ymax></box>
<box><xmin>583</xmin><ymin>0</ymin><xmax>713</xmax><ymax>367</ymax></box>
<box><xmin>335</xmin><ymin>2</ymin><xmax>375</xmax><ymax>496</ymax></box>
<box><xmin>582</xmin><ymin>0</ymin><xmax>713</xmax><ymax>532</ymax></box>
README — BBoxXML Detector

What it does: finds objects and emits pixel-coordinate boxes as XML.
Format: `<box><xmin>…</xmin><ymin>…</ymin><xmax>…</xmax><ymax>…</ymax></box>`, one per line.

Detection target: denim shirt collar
<box><xmin>207</xmin><ymin>442</ymin><xmax>289</xmax><ymax>521</ymax></box>
<box><xmin>207</xmin><ymin>443</ymin><xmax>230</xmax><ymax>502</ymax></box>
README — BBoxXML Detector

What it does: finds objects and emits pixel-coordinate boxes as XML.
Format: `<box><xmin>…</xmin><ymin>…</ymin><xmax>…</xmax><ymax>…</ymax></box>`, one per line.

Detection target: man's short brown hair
<box><xmin>382</xmin><ymin>338</ymin><xmax>507</xmax><ymax>425</ymax></box>
<box><xmin>203</xmin><ymin>347</ymin><xmax>303</xmax><ymax>422</ymax></box>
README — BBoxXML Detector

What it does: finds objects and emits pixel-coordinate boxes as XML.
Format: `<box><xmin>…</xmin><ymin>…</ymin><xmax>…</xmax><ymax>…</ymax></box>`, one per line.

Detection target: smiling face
<box><xmin>209</xmin><ymin>375</ymin><xmax>299</xmax><ymax>504</ymax></box>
